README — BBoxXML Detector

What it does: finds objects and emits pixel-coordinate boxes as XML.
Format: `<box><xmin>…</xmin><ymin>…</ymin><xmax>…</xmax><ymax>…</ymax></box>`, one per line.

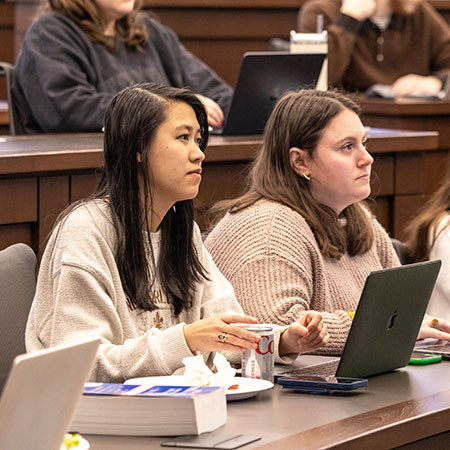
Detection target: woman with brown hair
<box><xmin>405</xmin><ymin>177</ymin><xmax>450</xmax><ymax>321</ymax></box>
<box><xmin>205</xmin><ymin>89</ymin><xmax>450</xmax><ymax>355</ymax></box>
<box><xmin>297</xmin><ymin>0</ymin><xmax>450</xmax><ymax>96</ymax></box>
<box><xmin>12</xmin><ymin>0</ymin><xmax>232</xmax><ymax>133</ymax></box>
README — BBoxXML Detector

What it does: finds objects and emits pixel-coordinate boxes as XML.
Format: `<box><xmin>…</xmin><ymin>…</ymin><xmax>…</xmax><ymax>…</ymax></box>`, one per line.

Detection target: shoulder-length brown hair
<box><xmin>405</xmin><ymin>176</ymin><xmax>450</xmax><ymax>262</ymax></box>
<box><xmin>44</xmin><ymin>0</ymin><xmax>148</xmax><ymax>51</ymax></box>
<box><xmin>210</xmin><ymin>89</ymin><xmax>374</xmax><ymax>260</ymax></box>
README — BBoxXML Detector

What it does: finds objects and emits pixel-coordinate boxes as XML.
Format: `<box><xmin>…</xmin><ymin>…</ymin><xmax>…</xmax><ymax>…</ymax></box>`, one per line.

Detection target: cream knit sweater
<box><xmin>26</xmin><ymin>200</ymin><xmax>289</xmax><ymax>382</ymax></box>
<box><xmin>205</xmin><ymin>199</ymin><xmax>400</xmax><ymax>355</ymax></box>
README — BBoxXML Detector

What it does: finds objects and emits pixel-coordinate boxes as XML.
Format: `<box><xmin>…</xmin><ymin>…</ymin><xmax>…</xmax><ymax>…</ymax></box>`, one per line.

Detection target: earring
<box><xmin>302</xmin><ymin>173</ymin><xmax>310</xmax><ymax>181</ymax></box>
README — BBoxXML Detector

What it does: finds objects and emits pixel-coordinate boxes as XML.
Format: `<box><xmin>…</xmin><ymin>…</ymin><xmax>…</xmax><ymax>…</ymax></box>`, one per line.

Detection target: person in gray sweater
<box><xmin>12</xmin><ymin>0</ymin><xmax>233</xmax><ymax>133</ymax></box>
<box><xmin>25</xmin><ymin>83</ymin><xmax>329</xmax><ymax>382</ymax></box>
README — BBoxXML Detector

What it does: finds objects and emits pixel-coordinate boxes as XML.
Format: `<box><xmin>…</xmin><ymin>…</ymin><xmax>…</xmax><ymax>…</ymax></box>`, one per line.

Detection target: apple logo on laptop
<box><xmin>386</xmin><ymin>310</ymin><xmax>397</xmax><ymax>331</ymax></box>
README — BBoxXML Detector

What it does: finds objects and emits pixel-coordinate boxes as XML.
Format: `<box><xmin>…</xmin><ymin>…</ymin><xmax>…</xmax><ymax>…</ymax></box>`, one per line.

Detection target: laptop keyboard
<box><xmin>278</xmin><ymin>359</ymin><xmax>340</xmax><ymax>378</ymax></box>
<box><xmin>415</xmin><ymin>343</ymin><xmax>450</xmax><ymax>353</ymax></box>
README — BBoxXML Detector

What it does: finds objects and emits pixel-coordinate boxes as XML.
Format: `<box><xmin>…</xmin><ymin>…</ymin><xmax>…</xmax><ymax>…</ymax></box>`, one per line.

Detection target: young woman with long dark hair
<box><xmin>26</xmin><ymin>83</ymin><xmax>329</xmax><ymax>382</ymax></box>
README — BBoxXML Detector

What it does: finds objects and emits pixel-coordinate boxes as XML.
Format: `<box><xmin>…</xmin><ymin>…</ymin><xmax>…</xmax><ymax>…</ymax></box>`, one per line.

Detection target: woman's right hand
<box><xmin>183</xmin><ymin>314</ymin><xmax>261</xmax><ymax>353</ymax></box>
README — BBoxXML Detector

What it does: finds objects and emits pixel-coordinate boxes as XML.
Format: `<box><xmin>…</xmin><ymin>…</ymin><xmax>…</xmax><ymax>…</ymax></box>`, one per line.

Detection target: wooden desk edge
<box><xmin>255</xmin><ymin>389</ymin><xmax>450</xmax><ymax>449</ymax></box>
<box><xmin>0</xmin><ymin>132</ymin><xmax>440</xmax><ymax>175</ymax></box>
<box><xmin>359</xmin><ymin>98</ymin><xmax>450</xmax><ymax>116</ymax></box>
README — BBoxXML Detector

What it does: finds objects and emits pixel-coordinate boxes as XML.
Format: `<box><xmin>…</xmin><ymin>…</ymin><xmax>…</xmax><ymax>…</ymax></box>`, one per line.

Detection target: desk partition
<box><xmin>0</xmin><ymin>129</ymin><xmax>439</xmax><ymax>252</ymax></box>
<box><xmin>357</xmin><ymin>96</ymin><xmax>450</xmax><ymax>197</ymax></box>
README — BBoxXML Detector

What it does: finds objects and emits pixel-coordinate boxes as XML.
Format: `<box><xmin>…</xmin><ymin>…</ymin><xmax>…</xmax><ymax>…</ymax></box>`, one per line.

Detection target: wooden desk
<box><xmin>0</xmin><ymin>129</ymin><xmax>438</xmax><ymax>252</ymax></box>
<box><xmin>358</xmin><ymin>96</ymin><xmax>450</xmax><ymax>196</ymax></box>
<box><xmin>86</xmin><ymin>358</ymin><xmax>450</xmax><ymax>449</ymax></box>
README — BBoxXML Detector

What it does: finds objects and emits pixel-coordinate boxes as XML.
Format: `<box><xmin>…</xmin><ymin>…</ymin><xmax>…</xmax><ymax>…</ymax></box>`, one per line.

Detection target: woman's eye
<box><xmin>196</xmin><ymin>137</ymin><xmax>203</xmax><ymax>146</ymax></box>
<box><xmin>178</xmin><ymin>134</ymin><xmax>189</xmax><ymax>141</ymax></box>
<box><xmin>343</xmin><ymin>143</ymin><xmax>353</xmax><ymax>150</ymax></box>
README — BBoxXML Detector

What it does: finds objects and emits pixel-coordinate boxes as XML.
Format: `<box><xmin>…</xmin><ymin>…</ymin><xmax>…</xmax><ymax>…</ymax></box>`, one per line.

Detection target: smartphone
<box><xmin>277</xmin><ymin>375</ymin><xmax>368</xmax><ymax>392</ymax></box>
<box><xmin>408</xmin><ymin>352</ymin><xmax>442</xmax><ymax>365</ymax></box>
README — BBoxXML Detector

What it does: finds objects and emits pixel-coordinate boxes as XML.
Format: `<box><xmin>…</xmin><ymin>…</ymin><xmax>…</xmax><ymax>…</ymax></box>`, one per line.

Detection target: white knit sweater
<box><xmin>26</xmin><ymin>200</ymin><xmax>289</xmax><ymax>382</ymax></box>
<box><xmin>205</xmin><ymin>199</ymin><xmax>400</xmax><ymax>355</ymax></box>
<box><xmin>428</xmin><ymin>214</ymin><xmax>450</xmax><ymax>321</ymax></box>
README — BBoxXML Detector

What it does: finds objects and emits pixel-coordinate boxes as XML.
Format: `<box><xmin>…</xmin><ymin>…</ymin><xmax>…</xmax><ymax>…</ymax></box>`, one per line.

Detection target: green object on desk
<box><xmin>408</xmin><ymin>353</ymin><xmax>442</xmax><ymax>365</ymax></box>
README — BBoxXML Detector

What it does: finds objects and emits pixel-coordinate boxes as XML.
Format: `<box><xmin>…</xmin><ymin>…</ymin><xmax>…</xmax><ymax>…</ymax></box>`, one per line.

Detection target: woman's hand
<box><xmin>417</xmin><ymin>314</ymin><xmax>450</xmax><ymax>341</ymax></box>
<box><xmin>341</xmin><ymin>0</ymin><xmax>376</xmax><ymax>21</ymax></box>
<box><xmin>183</xmin><ymin>314</ymin><xmax>260</xmax><ymax>353</ymax></box>
<box><xmin>197</xmin><ymin>95</ymin><xmax>225</xmax><ymax>128</ymax></box>
<box><xmin>391</xmin><ymin>74</ymin><xmax>442</xmax><ymax>97</ymax></box>
<box><xmin>279</xmin><ymin>312</ymin><xmax>329</xmax><ymax>356</ymax></box>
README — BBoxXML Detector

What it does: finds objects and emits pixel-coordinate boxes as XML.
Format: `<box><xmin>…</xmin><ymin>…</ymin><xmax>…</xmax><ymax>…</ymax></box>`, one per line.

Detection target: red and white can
<box><xmin>242</xmin><ymin>325</ymin><xmax>274</xmax><ymax>382</ymax></box>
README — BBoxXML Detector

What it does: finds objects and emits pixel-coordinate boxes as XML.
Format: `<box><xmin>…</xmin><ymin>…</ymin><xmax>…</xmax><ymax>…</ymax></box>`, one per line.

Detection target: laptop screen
<box><xmin>219</xmin><ymin>52</ymin><xmax>326</xmax><ymax>136</ymax></box>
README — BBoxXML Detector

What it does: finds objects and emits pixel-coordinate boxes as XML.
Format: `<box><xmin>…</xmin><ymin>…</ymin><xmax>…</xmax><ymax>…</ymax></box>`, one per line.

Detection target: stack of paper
<box><xmin>71</xmin><ymin>383</ymin><xmax>226</xmax><ymax>436</ymax></box>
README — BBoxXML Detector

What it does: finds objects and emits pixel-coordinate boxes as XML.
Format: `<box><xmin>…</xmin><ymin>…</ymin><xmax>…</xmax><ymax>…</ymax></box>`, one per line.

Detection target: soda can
<box><xmin>242</xmin><ymin>325</ymin><xmax>274</xmax><ymax>382</ymax></box>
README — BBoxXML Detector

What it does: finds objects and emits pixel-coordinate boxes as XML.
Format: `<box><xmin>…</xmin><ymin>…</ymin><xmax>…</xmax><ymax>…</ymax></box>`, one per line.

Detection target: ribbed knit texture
<box><xmin>205</xmin><ymin>199</ymin><xmax>400</xmax><ymax>355</ymax></box>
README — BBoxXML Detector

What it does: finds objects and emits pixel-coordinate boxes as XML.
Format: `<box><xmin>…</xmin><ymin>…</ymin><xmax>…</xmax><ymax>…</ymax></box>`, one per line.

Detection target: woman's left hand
<box><xmin>417</xmin><ymin>314</ymin><xmax>450</xmax><ymax>341</ymax></box>
<box><xmin>279</xmin><ymin>311</ymin><xmax>329</xmax><ymax>356</ymax></box>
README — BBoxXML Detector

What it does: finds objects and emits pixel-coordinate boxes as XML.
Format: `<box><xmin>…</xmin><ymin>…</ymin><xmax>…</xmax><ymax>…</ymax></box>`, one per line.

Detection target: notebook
<box><xmin>0</xmin><ymin>337</ymin><xmax>100</xmax><ymax>450</ymax></box>
<box><xmin>214</xmin><ymin>51</ymin><xmax>326</xmax><ymax>136</ymax></box>
<box><xmin>276</xmin><ymin>260</ymin><xmax>441</xmax><ymax>379</ymax></box>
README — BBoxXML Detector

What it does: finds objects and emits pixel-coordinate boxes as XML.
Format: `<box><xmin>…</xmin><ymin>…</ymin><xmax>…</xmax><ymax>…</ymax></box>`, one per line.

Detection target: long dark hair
<box><xmin>44</xmin><ymin>0</ymin><xmax>148</xmax><ymax>51</ymax></box>
<box><xmin>210</xmin><ymin>89</ymin><xmax>373</xmax><ymax>259</ymax></box>
<box><xmin>91</xmin><ymin>82</ymin><xmax>208</xmax><ymax>314</ymax></box>
<box><xmin>405</xmin><ymin>176</ymin><xmax>450</xmax><ymax>262</ymax></box>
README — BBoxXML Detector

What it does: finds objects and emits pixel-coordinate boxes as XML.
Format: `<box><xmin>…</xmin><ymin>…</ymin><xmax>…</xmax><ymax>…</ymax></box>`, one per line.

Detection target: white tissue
<box><xmin>182</xmin><ymin>353</ymin><xmax>236</xmax><ymax>387</ymax></box>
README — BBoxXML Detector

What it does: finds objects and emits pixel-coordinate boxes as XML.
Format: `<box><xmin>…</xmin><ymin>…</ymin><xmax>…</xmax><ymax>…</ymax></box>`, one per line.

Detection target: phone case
<box><xmin>408</xmin><ymin>354</ymin><xmax>442</xmax><ymax>365</ymax></box>
<box><xmin>277</xmin><ymin>376</ymin><xmax>368</xmax><ymax>391</ymax></box>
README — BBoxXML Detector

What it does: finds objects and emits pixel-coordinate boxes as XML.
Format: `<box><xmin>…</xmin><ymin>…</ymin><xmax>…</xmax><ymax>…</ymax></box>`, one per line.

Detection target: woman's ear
<box><xmin>289</xmin><ymin>147</ymin><xmax>310</xmax><ymax>177</ymax></box>
<box><xmin>136</xmin><ymin>152</ymin><xmax>142</xmax><ymax>163</ymax></box>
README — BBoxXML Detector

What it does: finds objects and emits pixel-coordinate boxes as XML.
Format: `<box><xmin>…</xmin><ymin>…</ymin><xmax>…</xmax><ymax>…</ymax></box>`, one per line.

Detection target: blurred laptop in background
<box><xmin>0</xmin><ymin>337</ymin><xmax>100</xmax><ymax>450</ymax></box>
<box><xmin>212</xmin><ymin>51</ymin><xmax>326</xmax><ymax>136</ymax></box>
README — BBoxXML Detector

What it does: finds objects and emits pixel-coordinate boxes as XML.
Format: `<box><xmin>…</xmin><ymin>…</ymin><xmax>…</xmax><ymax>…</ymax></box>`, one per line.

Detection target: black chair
<box><xmin>391</xmin><ymin>238</ymin><xmax>412</xmax><ymax>265</ymax></box>
<box><xmin>0</xmin><ymin>243</ymin><xmax>37</xmax><ymax>392</ymax></box>
<box><xmin>0</xmin><ymin>61</ymin><xmax>23</xmax><ymax>135</ymax></box>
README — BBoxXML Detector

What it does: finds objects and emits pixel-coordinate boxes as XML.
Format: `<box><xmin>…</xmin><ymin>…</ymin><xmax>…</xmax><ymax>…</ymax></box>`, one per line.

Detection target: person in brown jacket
<box><xmin>298</xmin><ymin>0</ymin><xmax>450</xmax><ymax>96</ymax></box>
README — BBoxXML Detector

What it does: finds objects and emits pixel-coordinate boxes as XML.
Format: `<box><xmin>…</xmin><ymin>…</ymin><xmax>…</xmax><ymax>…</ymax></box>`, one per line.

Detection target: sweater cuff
<box><xmin>273</xmin><ymin>325</ymin><xmax>297</xmax><ymax>365</ymax></box>
<box><xmin>335</xmin><ymin>13</ymin><xmax>364</xmax><ymax>34</ymax></box>
<box><xmin>152</xmin><ymin>322</ymin><xmax>195</xmax><ymax>374</ymax></box>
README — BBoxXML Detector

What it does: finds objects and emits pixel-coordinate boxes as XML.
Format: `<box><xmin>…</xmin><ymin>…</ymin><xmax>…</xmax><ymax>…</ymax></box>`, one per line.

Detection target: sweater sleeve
<box><xmin>13</xmin><ymin>13</ymin><xmax>113</xmax><ymax>132</ymax></box>
<box><xmin>428</xmin><ymin>216</ymin><xmax>450</xmax><ymax>320</ymax></box>
<box><xmin>26</xmin><ymin>205</ymin><xmax>201</xmax><ymax>382</ymax></box>
<box><xmin>146</xmin><ymin>17</ymin><xmax>233</xmax><ymax>113</ymax></box>
<box><xmin>195</xmin><ymin>228</ymin><xmax>292</xmax><ymax>364</ymax></box>
<box><xmin>30</xmin><ymin>262</ymin><xmax>197</xmax><ymax>383</ymax></box>
<box><xmin>228</xmin><ymin>251</ymin><xmax>351</xmax><ymax>356</ymax></box>
<box><xmin>423</xmin><ymin>2</ymin><xmax>450</xmax><ymax>83</ymax></box>
<box><xmin>298</xmin><ymin>1</ymin><xmax>363</xmax><ymax>87</ymax></box>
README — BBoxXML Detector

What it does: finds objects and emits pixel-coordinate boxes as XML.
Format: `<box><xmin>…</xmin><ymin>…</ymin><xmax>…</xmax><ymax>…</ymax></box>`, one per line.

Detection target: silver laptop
<box><xmin>0</xmin><ymin>337</ymin><xmax>100</xmax><ymax>450</ymax></box>
<box><xmin>276</xmin><ymin>261</ymin><xmax>441</xmax><ymax>379</ymax></box>
<box><xmin>414</xmin><ymin>339</ymin><xmax>450</xmax><ymax>359</ymax></box>
<box><xmin>213</xmin><ymin>51</ymin><xmax>326</xmax><ymax>136</ymax></box>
